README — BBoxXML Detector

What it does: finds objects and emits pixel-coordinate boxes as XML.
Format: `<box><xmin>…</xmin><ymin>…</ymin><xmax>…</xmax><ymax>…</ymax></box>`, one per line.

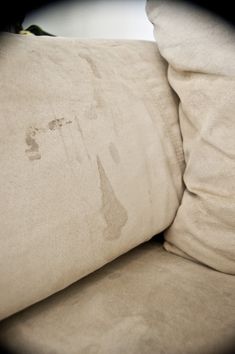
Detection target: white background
<box><xmin>24</xmin><ymin>0</ymin><xmax>154</xmax><ymax>40</ymax></box>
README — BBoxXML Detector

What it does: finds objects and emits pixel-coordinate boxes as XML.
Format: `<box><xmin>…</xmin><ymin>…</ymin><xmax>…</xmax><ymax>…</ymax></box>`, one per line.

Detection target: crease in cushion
<box><xmin>0</xmin><ymin>34</ymin><xmax>184</xmax><ymax>320</ymax></box>
<box><xmin>146</xmin><ymin>0</ymin><xmax>235</xmax><ymax>274</ymax></box>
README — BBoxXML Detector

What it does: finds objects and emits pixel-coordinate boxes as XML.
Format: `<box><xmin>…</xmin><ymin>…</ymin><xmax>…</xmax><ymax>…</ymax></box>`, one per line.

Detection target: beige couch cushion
<box><xmin>0</xmin><ymin>241</ymin><xmax>234</xmax><ymax>354</ymax></box>
<box><xmin>0</xmin><ymin>34</ymin><xmax>184</xmax><ymax>320</ymax></box>
<box><xmin>146</xmin><ymin>0</ymin><xmax>235</xmax><ymax>274</ymax></box>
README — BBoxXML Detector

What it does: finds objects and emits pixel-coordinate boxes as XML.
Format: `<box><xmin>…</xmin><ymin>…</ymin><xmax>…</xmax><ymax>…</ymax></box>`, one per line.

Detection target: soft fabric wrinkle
<box><xmin>96</xmin><ymin>156</ymin><xmax>128</xmax><ymax>240</ymax></box>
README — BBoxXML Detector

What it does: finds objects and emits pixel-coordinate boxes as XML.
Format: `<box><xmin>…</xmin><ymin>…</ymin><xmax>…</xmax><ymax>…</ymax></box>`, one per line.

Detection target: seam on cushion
<box><xmin>151</xmin><ymin>61</ymin><xmax>185</xmax><ymax>174</ymax></box>
<box><xmin>143</xmin><ymin>100</ymin><xmax>185</xmax><ymax>203</ymax></box>
<box><xmin>164</xmin><ymin>65</ymin><xmax>186</xmax><ymax>170</ymax></box>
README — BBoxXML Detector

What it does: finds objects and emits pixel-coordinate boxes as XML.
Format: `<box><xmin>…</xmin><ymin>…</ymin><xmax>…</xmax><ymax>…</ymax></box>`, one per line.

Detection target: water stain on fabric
<box><xmin>48</xmin><ymin>118</ymin><xmax>73</xmax><ymax>130</ymax></box>
<box><xmin>85</xmin><ymin>82</ymin><xmax>106</xmax><ymax>120</ymax></box>
<box><xmin>79</xmin><ymin>53</ymin><xmax>101</xmax><ymax>79</ymax></box>
<box><xmin>25</xmin><ymin>119</ymin><xmax>73</xmax><ymax>161</ymax></box>
<box><xmin>74</xmin><ymin>116</ymin><xmax>91</xmax><ymax>160</ymax></box>
<box><xmin>94</xmin><ymin>87</ymin><xmax>105</xmax><ymax>110</ymax></box>
<box><xmin>109</xmin><ymin>142</ymin><xmax>120</xmax><ymax>164</ymax></box>
<box><xmin>74</xmin><ymin>116</ymin><xmax>84</xmax><ymax>137</ymax></box>
<box><xmin>49</xmin><ymin>118</ymin><xmax>77</xmax><ymax>169</ymax></box>
<box><xmin>48</xmin><ymin>118</ymin><xmax>65</xmax><ymax>130</ymax></box>
<box><xmin>97</xmin><ymin>156</ymin><xmax>128</xmax><ymax>240</ymax></box>
<box><xmin>25</xmin><ymin>127</ymin><xmax>41</xmax><ymax>161</ymax></box>
<box><xmin>87</xmin><ymin>88</ymin><xmax>105</xmax><ymax>120</ymax></box>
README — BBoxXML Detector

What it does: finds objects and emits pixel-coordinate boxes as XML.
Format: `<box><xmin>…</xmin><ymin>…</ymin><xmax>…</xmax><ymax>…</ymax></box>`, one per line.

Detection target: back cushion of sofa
<box><xmin>146</xmin><ymin>0</ymin><xmax>235</xmax><ymax>274</ymax></box>
<box><xmin>0</xmin><ymin>34</ymin><xmax>184</xmax><ymax>319</ymax></box>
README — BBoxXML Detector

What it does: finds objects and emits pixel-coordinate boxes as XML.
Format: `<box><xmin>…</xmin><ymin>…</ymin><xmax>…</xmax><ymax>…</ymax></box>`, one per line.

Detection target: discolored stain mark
<box><xmin>25</xmin><ymin>119</ymin><xmax>73</xmax><ymax>162</ymax></box>
<box><xmin>79</xmin><ymin>53</ymin><xmax>101</xmax><ymax>78</ymax></box>
<box><xmin>47</xmin><ymin>117</ymin><xmax>77</xmax><ymax>171</ymax></box>
<box><xmin>74</xmin><ymin>116</ymin><xmax>84</xmax><ymax>137</ymax></box>
<box><xmin>57</xmin><ymin>127</ymin><xmax>76</xmax><ymax>175</ymax></box>
<box><xmin>74</xmin><ymin>116</ymin><xmax>91</xmax><ymax>160</ymax></box>
<box><xmin>48</xmin><ymin>118</ymin><xmax>73</xmax><ymax>130</ymax></box>
<box><xmin>97</xmin><ymin>156</ymin><xmax>128</xmax><ymax>240</ymax></box>
<box><xmin>48</xmin><ymin>118</ymin><xmax>65</xmax><ymax>130</ymax></box>
<box><xmin>94</xmin><ymin>87</ymin><xmax>105</xmax><ymax>109</ymax></box>
<box><xmin>109</xmin><ymin>142</ymin><xmax>120</xmax><ymax>164</ymax></box>
<box><xmin>25</xmin><ymin>127</ymin><xmax>41</xmax><ymax>161</ymax></box>
<box><xmin>87</xmin><ymin>88</ymin><xmax>105</xmax><ymax>120</ymax></box>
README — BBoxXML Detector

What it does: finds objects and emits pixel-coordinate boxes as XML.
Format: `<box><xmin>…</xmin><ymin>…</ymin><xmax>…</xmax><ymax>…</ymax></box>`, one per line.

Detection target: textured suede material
<box><xmin>0</xmin><ymin>242</ymin><xmax>234</xmax><ymax>354</ymax></box>
<box><xmin>146</xmin><ymin>0</ymin><xmax>235</xmax><ymax>274</ymax></box>
<box><xmin>0</xmin><ymin>35</ymin><xmax>184</xmax><ymax>320</ymax></box>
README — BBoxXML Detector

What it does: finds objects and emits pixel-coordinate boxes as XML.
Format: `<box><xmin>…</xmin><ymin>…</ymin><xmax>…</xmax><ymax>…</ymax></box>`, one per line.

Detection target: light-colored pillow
<box><xmin>146</xmin><ymin>0</ymin><xmax>235</xmax><ymax>274</ymax></box>
<box><xmin>0</xmin><ymin>34</ymin><xmax>184</xmax><ymax>319</ymax></box>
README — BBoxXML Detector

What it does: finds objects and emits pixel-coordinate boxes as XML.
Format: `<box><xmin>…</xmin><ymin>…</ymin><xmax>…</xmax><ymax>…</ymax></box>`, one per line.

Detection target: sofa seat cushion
<box><xmin>0</xmin><ymin>241</ymin><xmax>234</xmax><ymax>354</ymax></box>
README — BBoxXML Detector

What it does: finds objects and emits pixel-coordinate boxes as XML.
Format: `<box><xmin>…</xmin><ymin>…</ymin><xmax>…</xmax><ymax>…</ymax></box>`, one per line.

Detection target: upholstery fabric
<box><xmin>0</xmin><ymin>34</ymin><xmax>184</xmax><ymax>320</ymax></box>
<box><xmin>146</xmin><ymin>0</ymin><xmax>235</xmax><ymax>274</ymax></box>
<box><xmin>0</xmin><ymin>242</ymin><xmax>234</xmax><ymax>354</ymax></box>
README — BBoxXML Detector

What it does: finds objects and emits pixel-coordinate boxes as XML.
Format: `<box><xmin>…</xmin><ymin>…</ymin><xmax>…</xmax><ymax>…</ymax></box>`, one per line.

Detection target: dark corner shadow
<box><xmin>0</xmin><ymin>343</ymin><xmax>17</xmax><ymax>354</ymax></box>
<box><xmin>0</xmin><ymin>1</ymin><xmax>234</xmax><ymax>33</ymax></box>
<box><xmin>212</xmin><ymin>340</ymin><xmax>235</xmax><ymax>354</ymax></box>
<box><xmin>221</xmin><ymin>342</ymin><xmax>235</xmax><ymax>354</ymax></box>
<box><xmin>182</xmin><ymin>0</ymin><xmax>235</xmax><ymax>26</ymax></box>
<box><xmin>151</xmin><ymin>232</ymin><xmax>164</xmax><ymax>243</ymax></box>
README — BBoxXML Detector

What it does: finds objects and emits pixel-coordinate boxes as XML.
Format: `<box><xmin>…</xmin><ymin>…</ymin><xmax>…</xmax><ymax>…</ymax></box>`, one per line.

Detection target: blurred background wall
<box><xmin>23</xmin><ymin>0</ymin><xmax>154</xmax><ymax>40</ymax></box>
